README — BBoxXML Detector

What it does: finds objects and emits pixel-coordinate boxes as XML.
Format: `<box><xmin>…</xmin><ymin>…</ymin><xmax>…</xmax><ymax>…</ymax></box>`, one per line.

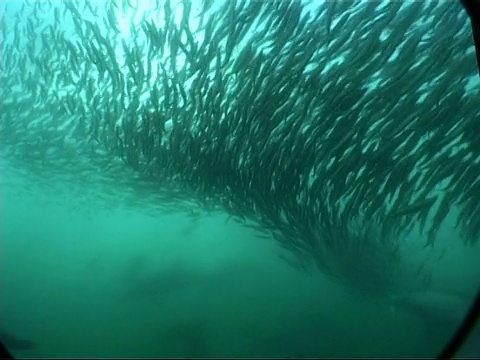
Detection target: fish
<box><xmin>1</xmin><ymin>0</ymin><xmax>479</xmax><ymax>305</ymax></box>
<box><xmin>388</xmin><ymin>196</ymin><xmax>438</xmax><ymax>218</ymax></box>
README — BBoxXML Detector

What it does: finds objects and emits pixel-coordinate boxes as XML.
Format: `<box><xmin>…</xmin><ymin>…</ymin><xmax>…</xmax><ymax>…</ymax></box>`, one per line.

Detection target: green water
<box><xmin>1</xmin><ymin>163</ymin><xmax>479</xmax><ymax>358</ymax></box>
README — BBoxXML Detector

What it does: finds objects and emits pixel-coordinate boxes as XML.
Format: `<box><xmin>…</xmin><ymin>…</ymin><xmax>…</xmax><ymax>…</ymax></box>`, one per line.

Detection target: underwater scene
<box><xmin>1</xmin><ymin>0</ymin><xmax>480</xmax><ymax>358</ymax></box>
